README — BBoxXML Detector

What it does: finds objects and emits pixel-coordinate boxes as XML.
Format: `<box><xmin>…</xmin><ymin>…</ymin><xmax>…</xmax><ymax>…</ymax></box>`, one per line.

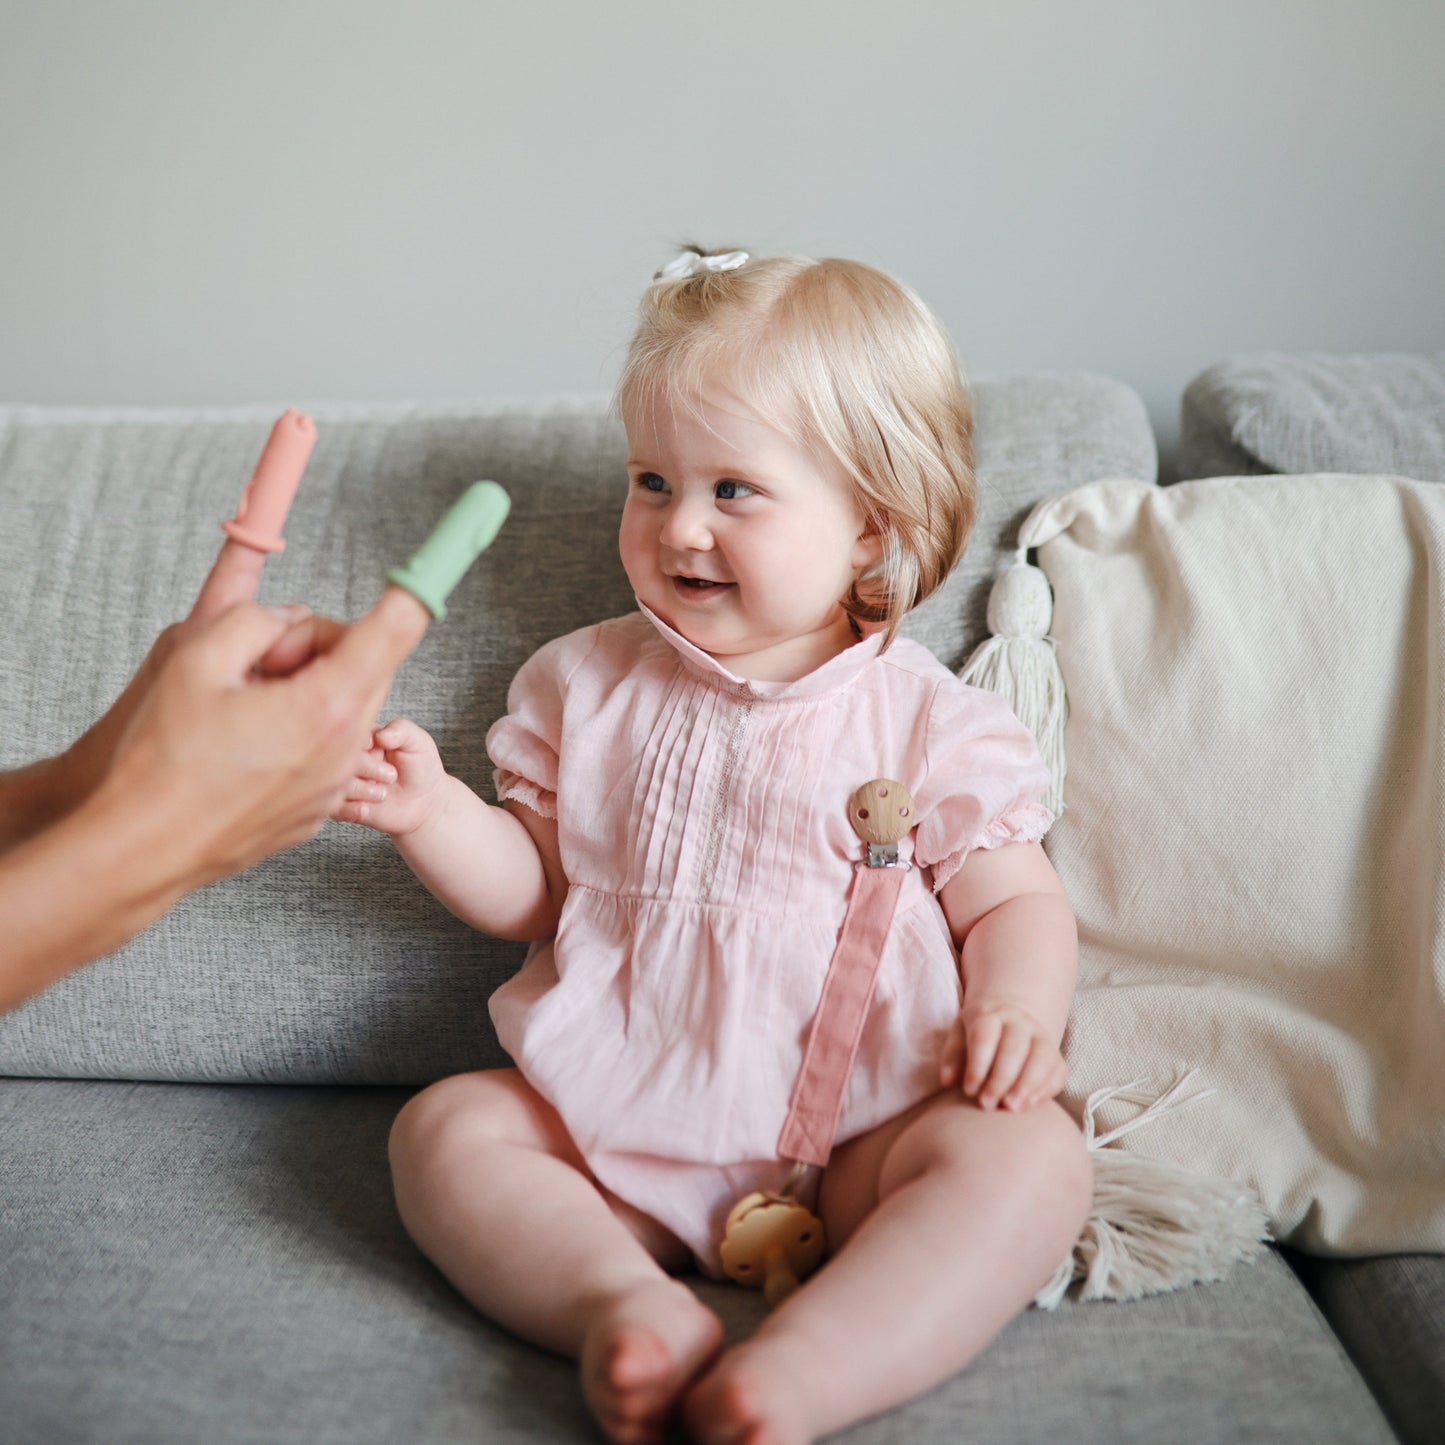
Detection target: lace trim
<box><xmin>928</xmin><ymin>801</ymin><xmax>1055</xmax><ymax>893</ymax></box>
<box><xmin>494</xmin><ymin>777</ymin><xmax>558</xmax><ymax>821</ymax></box>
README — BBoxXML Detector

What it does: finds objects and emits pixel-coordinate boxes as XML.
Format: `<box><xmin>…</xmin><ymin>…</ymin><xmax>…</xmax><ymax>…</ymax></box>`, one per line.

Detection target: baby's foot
<box><xmin>580</xmin><ymin>1279</ymin><xmax>724</xmax><ymax>1445</ymax></box>
<box><xmin>682</xmin><ymin>1341</ymin><xmax>813</xmax><ymax>1445</ymax></box>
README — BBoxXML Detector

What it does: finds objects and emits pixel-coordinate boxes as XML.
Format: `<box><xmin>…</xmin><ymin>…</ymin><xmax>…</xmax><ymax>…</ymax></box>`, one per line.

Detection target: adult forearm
<box><xmin>0</xmin><ymin>775</ymin><xmax>196</xmax><ymax>1013</ymax></box>
<box><xmin>0</xmin><ymin>757</ymin><xmax>83</xmax><ymax>852</ymax></box>
<box><xmin>959</xmin><ymin>891</ymin><xmax>1078</xmax><ymax>1043</ymax></box>
<box><xmin>0</xmin><ymin>632</ymin><xmax>175</xmax><ymax>856</ymax></box>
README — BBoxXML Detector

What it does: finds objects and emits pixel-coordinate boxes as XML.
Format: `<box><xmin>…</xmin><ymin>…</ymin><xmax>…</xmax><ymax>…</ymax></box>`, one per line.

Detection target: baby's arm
<box><xmin>338</xmin><ymin>718</ymin><xmax>564</xmax><ymax>942</ymax></box>
<box><xmin>936</xmin><ymin>840</ymin><xmax>1077</xmax><ymax>1112</ymax></box>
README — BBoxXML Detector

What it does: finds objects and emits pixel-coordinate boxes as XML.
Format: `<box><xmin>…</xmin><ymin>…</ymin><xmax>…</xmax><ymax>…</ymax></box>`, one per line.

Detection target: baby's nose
<box><xmin>659</xmin><ymin>498</ymin><xmax>716</xmax><ymax>552</ymax></box>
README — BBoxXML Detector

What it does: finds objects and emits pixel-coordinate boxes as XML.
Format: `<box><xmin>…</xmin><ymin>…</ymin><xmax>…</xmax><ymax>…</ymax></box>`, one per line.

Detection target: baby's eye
<box><xmin>716</xmin><ymin>479</ymin><xmax>754</xmax><ymax>500</ymax></box>
<box><xmin>635</xmin><ymin>472</ymin><xmax>668</xmax><ymax>493</ymax></box>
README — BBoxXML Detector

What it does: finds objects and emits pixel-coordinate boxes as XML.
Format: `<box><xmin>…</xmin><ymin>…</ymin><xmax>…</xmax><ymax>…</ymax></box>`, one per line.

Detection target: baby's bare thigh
<box><xmin>391</xmin><ymin>1068</ymin><xmax>691</xmax><ymax>1270</ymax></box>
<box><xmin>819</xmin><ymin>1092</ymin><xmax>1083</xmax><ymax>1250</ymax></box>
<box><xmin>818</xmin><ymin>1093</ymin><xmax>940</xmax><ymax>1247</ymax></box>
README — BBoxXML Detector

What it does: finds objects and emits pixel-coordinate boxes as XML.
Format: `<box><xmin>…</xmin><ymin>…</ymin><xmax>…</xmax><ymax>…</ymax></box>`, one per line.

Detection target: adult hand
<box><xmin>0</xmin><ymin>585</ymin><xmax>432</xmax><ymax>1014</ymax></box>
<box><xmin>104</xmin><ymin>586</ymin><xmax>433</xmax><ymax>889</ymax></box>
<box><xmin>17</xmin><ymin>419</ymin><xmax>313</xmax><ymax>834</ymax></box>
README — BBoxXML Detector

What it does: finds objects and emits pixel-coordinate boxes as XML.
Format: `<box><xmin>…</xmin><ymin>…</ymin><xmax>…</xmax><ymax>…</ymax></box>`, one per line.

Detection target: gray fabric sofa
<box><xmin>1</xmin><ymin>368</ymin><xmax>1439</xmax><ymax>1444</ymax></box>
<box><xmin>1179</xmin><ymin>351</ymin><xmax>1445</xmax><ymax>483</ymax></box>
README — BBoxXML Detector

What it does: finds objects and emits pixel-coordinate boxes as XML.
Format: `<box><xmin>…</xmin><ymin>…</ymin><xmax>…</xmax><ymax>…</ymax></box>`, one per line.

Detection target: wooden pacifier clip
<box><xmin>720</xmin><ymin>779</ymin><xmax>915</xmax><ymax>1307</ymax></box>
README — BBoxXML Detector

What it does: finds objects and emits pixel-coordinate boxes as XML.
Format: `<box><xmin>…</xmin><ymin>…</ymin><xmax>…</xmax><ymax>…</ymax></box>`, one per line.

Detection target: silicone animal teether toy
<box><xmin>386</xmin><ymin>481</ymin><xmax>511</xmax><ymax>620</ymax></box>
<box><xmin>719</xmin><ymin>1191</ymin><xmax>827</xmax><ymax>1308</ymax></box>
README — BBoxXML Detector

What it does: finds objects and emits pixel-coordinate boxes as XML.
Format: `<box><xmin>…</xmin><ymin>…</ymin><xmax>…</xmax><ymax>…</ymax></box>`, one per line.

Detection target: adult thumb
<box><xmin>323</xmin><ymin>586</ymin><xmax>434</xmax><ymax>699</ymax></box>
<box><xmin>187</xmin><ymin>603</ymin><xmax>309</xmax><ymax>685</ymax></box>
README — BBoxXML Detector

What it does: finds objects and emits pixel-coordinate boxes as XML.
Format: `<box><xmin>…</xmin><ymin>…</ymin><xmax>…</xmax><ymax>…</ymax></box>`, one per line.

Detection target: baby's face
<box><xmin>619</xmin><ymin>380</ymin><xmax>882</xmax><ymax>683</ymax></box>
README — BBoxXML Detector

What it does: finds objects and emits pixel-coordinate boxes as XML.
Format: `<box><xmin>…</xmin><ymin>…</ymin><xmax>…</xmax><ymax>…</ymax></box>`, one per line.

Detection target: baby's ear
<box><xmin>851</xmin><ymin>519</ymin><xmax>887</xmax><ymax>574</ymax></box>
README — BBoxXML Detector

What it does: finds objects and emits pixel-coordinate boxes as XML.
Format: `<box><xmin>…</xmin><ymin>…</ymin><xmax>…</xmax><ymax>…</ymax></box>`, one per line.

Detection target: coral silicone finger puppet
<box><xmin>190</xmin><ymin>408</ymin><xmax>316</xmax><ymax>623</ymax></box>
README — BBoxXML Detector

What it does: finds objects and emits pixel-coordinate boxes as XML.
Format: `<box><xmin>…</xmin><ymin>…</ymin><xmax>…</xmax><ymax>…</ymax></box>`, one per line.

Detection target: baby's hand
<box><xmin>939</xmin><ymin>1001</ymin><xmax>1067</xmax><ymax>1112</ymax></box>
<box><xmin>334</xmin><ymin>717</ymin><xmax>446</xmax><ymax>835</ymax></box>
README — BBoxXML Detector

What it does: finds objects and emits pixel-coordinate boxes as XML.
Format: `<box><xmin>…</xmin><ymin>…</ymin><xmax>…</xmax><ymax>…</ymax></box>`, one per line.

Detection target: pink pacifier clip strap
<box><xmin>776</xmin><ymin>863</ymin><xmax>907</xmax><ymax>1168</ymax></box>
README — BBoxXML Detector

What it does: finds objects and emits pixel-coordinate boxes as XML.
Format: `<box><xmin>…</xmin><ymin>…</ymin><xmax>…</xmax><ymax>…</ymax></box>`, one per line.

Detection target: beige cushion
<box><xmin>1026</xmin><ymin>474</ymin><xmax>1445</xmax><ymax>1254</ymax></box>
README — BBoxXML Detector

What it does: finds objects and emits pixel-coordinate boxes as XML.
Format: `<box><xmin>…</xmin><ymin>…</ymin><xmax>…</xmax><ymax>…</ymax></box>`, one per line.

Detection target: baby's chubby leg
<box><xmin>684</xmin><ymin>1094</ymin><xmax>1092</xmax><ymax>1445</ymax></box>
<box><xmin>389</xmin><ymin>1069</ymin><xmax>722</xmax><ymax>1445</ymax></box>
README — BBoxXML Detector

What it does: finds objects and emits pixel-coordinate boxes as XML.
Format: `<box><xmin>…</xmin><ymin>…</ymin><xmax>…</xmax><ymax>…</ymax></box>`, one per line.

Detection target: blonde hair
<box><xmin>616</xmin><ymin>249</ymin><xmax>975</xmax><ymax>643</ymax></box>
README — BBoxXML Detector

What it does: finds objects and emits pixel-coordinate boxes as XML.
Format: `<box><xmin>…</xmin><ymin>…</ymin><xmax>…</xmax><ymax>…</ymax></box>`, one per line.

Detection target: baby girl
<box><xmin>341</xmin><ymin>247</ymin><xmax>1091</xmax><ymax>1444</ymax></box>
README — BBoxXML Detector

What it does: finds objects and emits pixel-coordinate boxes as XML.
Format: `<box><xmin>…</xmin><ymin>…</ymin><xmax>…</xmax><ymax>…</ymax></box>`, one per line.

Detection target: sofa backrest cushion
<box><xmin>0</xmin><ymin>379</ymin><xmax>1154</xmax><ymax>1083</ymax></box>
<box><xmin>1029</xmin><ymin>474</ymin><xmax>1445</xmax><ymax>1254</ymax></box>
<box><xmin>1179</xmin><ymin>352</ymin><xmax>1445</xmax><ymax>482</ymax></box>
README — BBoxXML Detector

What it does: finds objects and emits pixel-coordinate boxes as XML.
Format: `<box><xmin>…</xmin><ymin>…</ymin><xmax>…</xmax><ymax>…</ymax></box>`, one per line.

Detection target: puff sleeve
<box><xmin>909</xmin><ymin>678</ymin><xmax>1055</xmax><ymax>893</ymax></box>
<box><xmin>486</xmin><ymin>626</ymin><xmax>600</xmax><ymax>821</ymax></box>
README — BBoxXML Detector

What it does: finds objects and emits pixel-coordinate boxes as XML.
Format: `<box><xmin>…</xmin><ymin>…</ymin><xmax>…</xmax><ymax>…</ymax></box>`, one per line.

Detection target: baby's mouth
<box><xmin>673</xmin><ymin>575</ymin><xmax>732</xmax><ymax>593</ymax></box>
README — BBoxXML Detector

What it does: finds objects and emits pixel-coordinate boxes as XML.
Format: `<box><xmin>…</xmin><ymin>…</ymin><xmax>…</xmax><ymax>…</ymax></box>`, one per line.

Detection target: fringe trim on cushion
<box><xmin>960</xmin><ymin>554</ymin><xmax>1067</xmax><ymax>816</ymax></box>
<box><xmin>1033</xmin><ymin>1072</ymin><xmax>1271</xmax><ymax>1310</ymax></box>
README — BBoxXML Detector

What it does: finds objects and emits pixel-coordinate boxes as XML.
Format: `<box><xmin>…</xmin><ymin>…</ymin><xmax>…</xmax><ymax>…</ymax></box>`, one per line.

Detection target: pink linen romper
<box><xmin>487</xmin><ymin>606</ymin><xmax>1052</xmax><ymax>1273</ymax></box>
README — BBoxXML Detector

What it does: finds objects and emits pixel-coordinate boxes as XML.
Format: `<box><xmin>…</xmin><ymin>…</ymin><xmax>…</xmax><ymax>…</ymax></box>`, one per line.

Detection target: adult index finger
<box><xmin>190</xmin><ymin>541</ymin><xmax>268</xmax><ymax>626</ymax></box>
<box><xmin>189</xmin><ymin>410</ymin><xmax>316</xmax><ymax>623</ymax></box>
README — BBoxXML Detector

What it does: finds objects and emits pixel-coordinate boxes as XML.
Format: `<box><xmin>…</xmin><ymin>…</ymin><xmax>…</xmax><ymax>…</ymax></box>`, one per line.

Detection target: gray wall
<box><xmin>3</xmin><ymin>1</ymin><xmax>1442</xmax><ymax>465</ymax></box>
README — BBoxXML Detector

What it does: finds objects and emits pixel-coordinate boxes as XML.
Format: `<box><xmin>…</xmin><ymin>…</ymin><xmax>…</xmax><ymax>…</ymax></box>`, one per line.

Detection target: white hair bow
<box><xmin>655</xmin><ymin>248</ymin><xmax>750</xmax><ymax>281</ymax></box>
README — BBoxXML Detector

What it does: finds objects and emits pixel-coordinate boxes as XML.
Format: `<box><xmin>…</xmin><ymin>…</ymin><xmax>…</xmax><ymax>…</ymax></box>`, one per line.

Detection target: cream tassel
<box><xmin>1033</xmin><ymin>1072</ymin><xmax>1270</xmax><ymax>1310</ymax></box>
<box><xmin>959</xmin><ymin>553</ymin><xmax>1067</xmax><ymax>815</ymax></box>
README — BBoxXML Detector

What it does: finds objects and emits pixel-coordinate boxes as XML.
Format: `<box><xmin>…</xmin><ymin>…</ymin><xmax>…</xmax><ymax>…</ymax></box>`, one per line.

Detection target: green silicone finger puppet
<box><xmin>387</xmin><ymin>481</ymin><xmax>511</xmax><ymax>621</ymax></box>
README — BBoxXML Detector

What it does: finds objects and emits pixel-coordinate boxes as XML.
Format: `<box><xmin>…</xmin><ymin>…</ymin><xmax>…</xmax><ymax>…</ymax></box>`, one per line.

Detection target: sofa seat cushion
<box><xmin>0</xmin><ymin>1079</ymin><xmax>1393</xmax><ymax>1444</ymax></box>
<box><xmin>1180</xmin><ymin>353</ymin><xmax>1445</xmax><ymax>482</ymax></box>
<box><xmin>1291</xmin><ymin>1253</ymin><xmax>1445</xmax><ymax>1445</ymax></box>
<box><xmin>0</xmin><ymin>378</ymin><xmax>1154</xmax><ymax>1087</ymax></box>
